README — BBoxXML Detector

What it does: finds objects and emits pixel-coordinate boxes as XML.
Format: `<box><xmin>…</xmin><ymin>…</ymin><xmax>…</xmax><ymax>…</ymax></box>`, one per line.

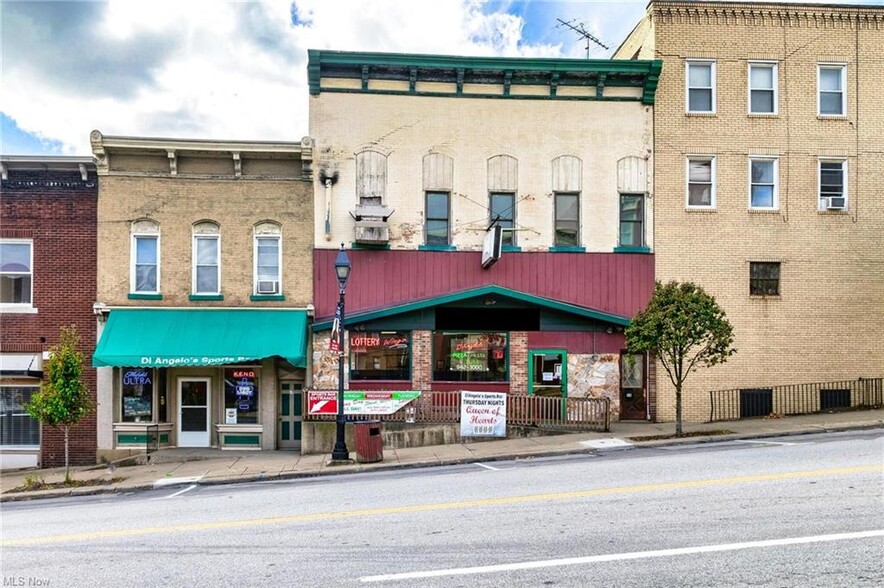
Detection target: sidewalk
<box><xmin>2</xmin><ymin>409</ymin><xmax>881</xmax><ymax>503</ymax></box>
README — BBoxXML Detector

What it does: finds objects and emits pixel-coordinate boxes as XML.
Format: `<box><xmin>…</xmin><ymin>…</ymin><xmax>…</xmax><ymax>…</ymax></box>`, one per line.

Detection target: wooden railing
<box><xmin>305</xmin><ymin>391</ymin><xmax>610</xmax><ymax>432</ymax></box>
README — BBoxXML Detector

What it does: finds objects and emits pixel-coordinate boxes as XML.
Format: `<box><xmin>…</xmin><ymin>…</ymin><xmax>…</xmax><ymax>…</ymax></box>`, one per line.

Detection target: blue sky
<box><xmin>1</xmin><ymin>1</ymin><xmax>879</xmax><ymax>156</ymax></box>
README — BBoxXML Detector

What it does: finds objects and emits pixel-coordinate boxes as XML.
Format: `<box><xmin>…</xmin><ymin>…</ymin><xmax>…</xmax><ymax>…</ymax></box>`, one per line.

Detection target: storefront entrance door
<box><xmin>278</xmin><ymin>381</ymin><xmax>302</xmax><ymax>450</ymax></box>
<box><xmin>178</xmin><ymin>378</ymin><xmax>210</xmax><ymax>447</ymax></box>
<box><xmin>528</xmin><ymin>350</ymin><xmax>567</xmax><ymax>398</ymax></box>
<box><xmin>620</xmin><ymin>353</ymin><xmax>647</xmax><ymax>420</ymax></box>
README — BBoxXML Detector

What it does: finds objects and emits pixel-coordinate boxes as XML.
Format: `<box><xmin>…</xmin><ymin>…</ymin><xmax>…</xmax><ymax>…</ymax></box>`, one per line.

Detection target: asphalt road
<box><xmin>2</xmin><ymin>430</ymin><xmax>882</xmax><ymax>587</ymax></box>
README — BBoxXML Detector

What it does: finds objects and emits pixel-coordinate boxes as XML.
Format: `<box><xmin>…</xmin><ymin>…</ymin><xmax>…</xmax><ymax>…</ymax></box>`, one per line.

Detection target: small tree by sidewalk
<box><xmin>626</xmin><ymin>281</ymin><xmax>736</xmax><ymax>436</ymax></box>
<box><xmin>26</xmin><ymin>325</ymin><xmax>93</xmax><ymax>482</ymax></box>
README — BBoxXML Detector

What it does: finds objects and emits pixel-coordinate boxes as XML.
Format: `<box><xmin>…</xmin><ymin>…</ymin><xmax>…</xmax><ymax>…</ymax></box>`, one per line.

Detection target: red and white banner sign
<box><xmin>307</xmin><ymin>391</ymin><xmax>338</xmax><ymax>415</ymax></box>
<box><xmin>307</xmin><ymin>390</ymin><xmax>421</xmax><ymax>415</ymax></box>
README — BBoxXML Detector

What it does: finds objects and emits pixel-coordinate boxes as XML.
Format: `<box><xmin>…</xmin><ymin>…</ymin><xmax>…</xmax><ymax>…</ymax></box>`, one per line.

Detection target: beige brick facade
<box><xmin>616</xmin><ymin>2</ymin><xmax>884</xmax><ymax>421</ymax></box>
<box><xmin>92</xmin><ymin>135</ymin><xmax>314</xmax><ymax>306</ymax></box>
<box><xmin>310</xmin><ymin>89</ymin><xmax>654</xmax><ymax>253</ymax></box>
<box><xmin>90</xmin><ymin>132</ymin><xmax>315</xmax><ymax>453</ymax></box>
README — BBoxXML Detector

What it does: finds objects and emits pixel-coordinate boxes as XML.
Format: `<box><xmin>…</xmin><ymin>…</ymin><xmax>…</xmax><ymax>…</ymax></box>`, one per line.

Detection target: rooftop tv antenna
<box><xmin>556</xmin><ymin>18</ymin><xmax>609</xmax><ymax>58</ymax></box>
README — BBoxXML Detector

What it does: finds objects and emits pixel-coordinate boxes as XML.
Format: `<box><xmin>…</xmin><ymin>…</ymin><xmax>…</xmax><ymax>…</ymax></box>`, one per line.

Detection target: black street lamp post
<box><xmin>331</xmin><ymin>244</ymin><xmax>351</xmax><ymax>461</ymax></box>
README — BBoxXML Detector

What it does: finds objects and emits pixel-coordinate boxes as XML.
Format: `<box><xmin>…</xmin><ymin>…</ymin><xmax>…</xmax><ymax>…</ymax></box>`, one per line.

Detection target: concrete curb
<box><xmin>2</xmin><ymin>421</ymin><xmax>880</xmax><ymax>503</ymax></box>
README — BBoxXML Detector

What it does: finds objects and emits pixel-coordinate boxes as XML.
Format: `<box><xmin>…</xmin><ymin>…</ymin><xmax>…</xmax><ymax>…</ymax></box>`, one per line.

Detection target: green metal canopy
<box><xmin>93</xmin><ymin>309</ymin><xmax>308</xmax><ymax>368</ymax></box>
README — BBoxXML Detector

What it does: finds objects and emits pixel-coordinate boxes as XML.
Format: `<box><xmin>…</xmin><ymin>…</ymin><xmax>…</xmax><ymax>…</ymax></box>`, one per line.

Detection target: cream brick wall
<box><xmin>97</xmin><ymin>170</ymin><xmax>314</xmax><ymax>307</ymax></box>
<box><xmin>310</xmin><ymin>92</ymin><xmax>654</xmax><ymax>252</ymax></box>
<box><xmin>619</xmin><ymin>2</ymin><xmax>884</xmax><ymax>422</ymax></box>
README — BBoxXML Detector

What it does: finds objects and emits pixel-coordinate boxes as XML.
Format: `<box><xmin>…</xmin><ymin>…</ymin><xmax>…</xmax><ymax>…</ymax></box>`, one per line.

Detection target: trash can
<box><xmin>354</xmin><ymin>420</ymin><xmax>383</xmax><ymax>463</ymax></box>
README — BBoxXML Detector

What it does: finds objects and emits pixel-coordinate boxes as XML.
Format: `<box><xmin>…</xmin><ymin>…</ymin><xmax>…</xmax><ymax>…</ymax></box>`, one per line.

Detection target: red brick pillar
<box><xmin>412</xmin><ymin>330</ymin><xmax>431</xmax><ymax>392</ymax></box>
<box><xmin>509</xmin><ymin>332</ymin><xmax>528</xmax><ymax>395</ymax></box>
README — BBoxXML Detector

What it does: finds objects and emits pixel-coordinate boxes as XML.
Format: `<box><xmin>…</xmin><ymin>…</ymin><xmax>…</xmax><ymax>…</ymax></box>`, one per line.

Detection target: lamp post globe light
<box><xmin>331</xmin><ymin>244</ymin><xmax>351</xmax><ymax>461</ymax></box>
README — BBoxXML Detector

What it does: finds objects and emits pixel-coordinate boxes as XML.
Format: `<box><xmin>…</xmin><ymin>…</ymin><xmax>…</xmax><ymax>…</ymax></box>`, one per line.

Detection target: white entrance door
<box><xmin>178</xmin><ymin>378</ymin><xmax>211</xmax><ymax>447</ymax></box>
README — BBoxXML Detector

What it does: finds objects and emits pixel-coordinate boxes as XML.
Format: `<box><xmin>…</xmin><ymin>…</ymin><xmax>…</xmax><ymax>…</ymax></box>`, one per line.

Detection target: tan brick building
<box><xmin>616</xmin><ymin>1</ymin><xmax>884</xmax><ymax>421</ymax></box>
<box><xmin>90</xmin><ymin>132</ymin><xmax>314</xmax><ymax>458</ymax></box>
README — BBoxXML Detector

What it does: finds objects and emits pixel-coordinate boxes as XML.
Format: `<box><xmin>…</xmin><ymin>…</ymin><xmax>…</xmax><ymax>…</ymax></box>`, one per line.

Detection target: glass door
<box><xmin>619</xmin><ymin>353</ymin><xmax>647</xmax><ymax>420</ymax></box>
<box><xmin>178</xmin><ymin>378</ymin><xmax>210</xmax><ymax>447</ymax></box>
<box><xmin>528</xmin><ymin>350</ymin><xmax>567</xmax><ymax>397</ymax></box>
<box><xmin>528</xmin><ymin>350</ymin><xmax>567</xmax><ymax>422</ymax></box>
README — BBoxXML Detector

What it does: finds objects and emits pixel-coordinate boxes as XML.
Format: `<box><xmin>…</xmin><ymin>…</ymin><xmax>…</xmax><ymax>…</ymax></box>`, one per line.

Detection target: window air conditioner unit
<box><xmin>826</xmin><ymin>197</ymin><xmax>846</xmax><ymax>210</ymax></box>
<box><xmin>257</xmin><ymin>280</ymin><xmax>279</xmax><ymax>294</ymax></box>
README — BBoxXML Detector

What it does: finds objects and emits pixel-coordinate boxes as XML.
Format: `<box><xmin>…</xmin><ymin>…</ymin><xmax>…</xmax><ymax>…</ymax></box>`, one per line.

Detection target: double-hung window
<box><xmin>818</xmin><ymin>64</ymin><xmax>846</xmax><ymax>116</ymax></box>
<box><xmin>425</xmin><ymin>192</ymin><xmax>450</xmax><ymax>246</ymax></box>
<box><xmin>0</xmin><ymin>240</ymin><xmax>32</xmax><ymax>306</ymax></box>
<box><xmin>255</xmin><ymin>237</ymin><xmax>280</xmax><ymax>294</ymax></box>
<box><xmin>619</xmin><ymin>194</ymin><xmax>644</xmax><ymax>247</ymax></box>
<box><xmin>749</xmin><ymin>62</ymin><xmax>777</xmax><ymax>114</ymax></box>
<box><xmin>819</xmin><ymin>160</ymin><xmax>847</xmax><ymax>211</ymax></box>
<box><xmin>490</xmin><ymin>192</ymin><xmax>516</xmax><ymax>247</ymax></box>
<box><xmin>686</xmin><ymin>60</ymin><xmax>715</xmax><ymax>113</ymax></box>
<box><xmin>254</xmin><ymin>223</ymin><xmax>281</xmax><ymax>295</ymax></box>
<box><xmin>749</xmin><ymin>158</ymin><xmax>778</xmax><ymax>210</ymax></box>
<box><xmin>554</xmin><ymin>193</ymin><xmax>579</xmax><ymax>247</ymax></box>
<box><xmin>132</xmin><ymin>236</ymin><xmax>159</xmax><ymax>293</ymax></box>
<box><xmin>686</xmin><ymin>157</ymin><xmax>715</xmax><ymax>208</ymax></box>
<box><xmin>192</xmin><ymin>222</ymin><xmax>220</xmax><ymax>295</ymax></box>
<box><xmin>750</xmin><ymin>262</ymin><xmax>780</xmax><ymax>296</ymax></box>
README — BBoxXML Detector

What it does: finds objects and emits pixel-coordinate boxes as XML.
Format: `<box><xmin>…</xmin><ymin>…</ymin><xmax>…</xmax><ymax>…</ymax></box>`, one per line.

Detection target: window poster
<box><xmin>224</xmin><ymin>368</ymin><xmax>259</xmax><ymax>424</ymax></box>
<box><xmin>122</xmin><ymin>368</ymin><xmax>153</xmax><ymax>422</ymax></box>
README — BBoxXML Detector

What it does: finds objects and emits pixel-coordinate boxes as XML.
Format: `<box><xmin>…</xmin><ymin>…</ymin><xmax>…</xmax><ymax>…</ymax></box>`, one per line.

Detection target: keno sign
<box><xmin>460</xmin><ymin>391</ymin><xmax>507</xmax><ymax>438</ymax></box>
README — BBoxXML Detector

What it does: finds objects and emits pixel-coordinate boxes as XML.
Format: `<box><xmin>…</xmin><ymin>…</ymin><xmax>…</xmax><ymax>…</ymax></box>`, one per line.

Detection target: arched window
<box><xmin>356</xmin><ymin>149</ymin><xmax>387</xmax><ymax>207</ymax></box>
<box><xmin>551</xmin><ymin>155</ymin><xmax>582</xmax><ymax>247</ymax></box>
<box><xmin>423</xmin><ymin>153</ymin><xmax>454</xmax><ymax>246</ymax></box>
<box><xmin>130</xmin><ymin>219</ymin><xmax>160</xmax><ymax>294</ymax></box>
<box><xmin>487</xmin><ymin>155</ymin><xmax>518</xmax><ymax>246</ymax></box>
<box><xmin>192</xmin><ymin>221</ymin><xmax>220</xmax><ymax>295</ymax></box>
<box><xmin>254</xmin><ymin>222</ymin><xmax>281</xmax><ymax>295</ymax></box>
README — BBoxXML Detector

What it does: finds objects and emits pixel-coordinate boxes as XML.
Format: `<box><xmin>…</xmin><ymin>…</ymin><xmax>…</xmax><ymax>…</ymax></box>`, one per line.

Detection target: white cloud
<box><xmin>5</xmin><ymin>0</ymin><xmax>871</xmax><ymax>155</ymax></box>
<box><xmin>1</xmin><ymin>1</ymin><xmax>585</xmax><ymax>154</ymax></box>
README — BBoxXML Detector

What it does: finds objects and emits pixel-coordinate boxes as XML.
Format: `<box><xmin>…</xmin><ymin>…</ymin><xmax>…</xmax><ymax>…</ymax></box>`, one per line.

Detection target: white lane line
<box><xmin>734</xmin><ymin>440</ymin><xmax>802</xmax><ymax>446</ymax></box>
<box><xmin>475</xmin><ymin>463</ymin><xmax>499</xmax><ymax>471</ymax></box>
<box><xmin>159</xmin><ymin>484</ymin><xmax>197</xmax><ymax>499</ymax></box>
<box><xmin>153</xmin><ymin>475</ymin><xmax>204</xmax><ymax>488</ymax></box>
<box><xmin>360</xmin><ymin>530</ymin><xmax>884</xmax><ymax>583</ymax></box>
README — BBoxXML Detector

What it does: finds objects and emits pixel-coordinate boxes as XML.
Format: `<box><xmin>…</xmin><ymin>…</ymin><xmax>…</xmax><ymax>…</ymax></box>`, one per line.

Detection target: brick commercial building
<box><xmin>0</xmin><ymin>156</ymin><xmax>98</xmax><ymax>469</ymax></box>
<box><xmin>616</xmin><ymin>1</ymin><xmax>884</xmax><ymax>421</ymax></box>
<box><xmin>307</xmin><ymin>50</ymin><xmax>662</xmax><ymax>427</ymax></box>
<box><xmin>89</xmin><ymin>132</ymin><xmax>314</xmax><ymax>458</ymax></box>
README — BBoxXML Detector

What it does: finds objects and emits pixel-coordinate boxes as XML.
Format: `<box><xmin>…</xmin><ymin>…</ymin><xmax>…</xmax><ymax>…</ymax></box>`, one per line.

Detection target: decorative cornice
<box><xmin>89</xmin><ymin>130</ymin><xmax>314</xmax><ymax>179</ymax></box>
<box><xmin>307</xmin><ymin>49</ymin><xmax>663</xmax><ymax>105</ymax></box>
<box><xmin>651</xmin><ymin>1</ymin><xmax>884</xmax><ymax>28</ymax></box>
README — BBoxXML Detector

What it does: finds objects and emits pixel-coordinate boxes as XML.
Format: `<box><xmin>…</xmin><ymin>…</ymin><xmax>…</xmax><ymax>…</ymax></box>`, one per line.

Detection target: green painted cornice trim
<box><xmin>308</xmin><ymin>49</ymin><xmax>662</xmax><ymax>104</ymax></box>
<box><xmin>313</xmin><ymin>284</ymin><xmax>630</xmax><ymax>331</ymax></box>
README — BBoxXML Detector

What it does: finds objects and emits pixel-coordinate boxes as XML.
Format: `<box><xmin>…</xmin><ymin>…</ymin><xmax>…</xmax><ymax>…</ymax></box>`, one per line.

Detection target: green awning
<box><xmin>93</xmin><ymin>309</ymin><xmax>308</xmax><ymax>368</ymax></box>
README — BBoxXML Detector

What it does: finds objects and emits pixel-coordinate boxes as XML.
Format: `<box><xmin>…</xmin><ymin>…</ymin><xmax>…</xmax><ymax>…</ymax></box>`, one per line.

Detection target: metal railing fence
<box><xmin>709</xmin><ymin>377</ymin><xmax>882</xmax><ymax>422</ymax></box>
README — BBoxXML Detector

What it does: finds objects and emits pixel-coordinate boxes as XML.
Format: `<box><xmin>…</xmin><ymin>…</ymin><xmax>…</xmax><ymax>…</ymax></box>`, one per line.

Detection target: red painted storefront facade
<box><xmin>313</xmin><ymin>249</ymin><xmax>655</xmax><ymax>417</ymax></box>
